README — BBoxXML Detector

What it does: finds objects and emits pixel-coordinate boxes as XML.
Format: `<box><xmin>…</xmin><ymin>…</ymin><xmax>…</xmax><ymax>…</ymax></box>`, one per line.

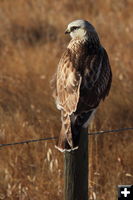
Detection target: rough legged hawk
<box><xmin>52</xmin><ymin>19</ymin><xmax>112</xmax><ymax>152</ymax></box>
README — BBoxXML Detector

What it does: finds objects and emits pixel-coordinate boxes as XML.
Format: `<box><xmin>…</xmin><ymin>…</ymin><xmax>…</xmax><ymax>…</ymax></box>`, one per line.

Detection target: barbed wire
<box><xmin>0</xmin><ymin>127</ymin><xmax>133</xmax><ymax>148</ymax></box>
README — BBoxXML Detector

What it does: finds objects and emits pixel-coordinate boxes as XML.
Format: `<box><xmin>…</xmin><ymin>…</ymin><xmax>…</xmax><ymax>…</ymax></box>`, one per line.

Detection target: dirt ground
<box><xmin>0</xmin><ymin>0</ymin><xmax>133</xmax><ymax>199</ymax></box>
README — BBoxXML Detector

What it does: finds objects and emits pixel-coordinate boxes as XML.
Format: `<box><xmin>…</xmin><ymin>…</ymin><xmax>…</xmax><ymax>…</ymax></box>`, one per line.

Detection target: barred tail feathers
<box><xmin>55</xmin><ymin>109</ymin><xmax>97</xmax><ymax>152</ymax></box>
<box><xmin>55</xmin><ymin>113</ymin><xmax>79</xmax><ymax>152</ymax></box>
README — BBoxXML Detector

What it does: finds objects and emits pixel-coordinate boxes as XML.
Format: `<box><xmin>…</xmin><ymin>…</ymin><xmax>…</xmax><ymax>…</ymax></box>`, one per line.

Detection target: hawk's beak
<box><xmin>65</xmin><ymin>29</ymin><xmax>70</xmax><ymax>34</ymax></box>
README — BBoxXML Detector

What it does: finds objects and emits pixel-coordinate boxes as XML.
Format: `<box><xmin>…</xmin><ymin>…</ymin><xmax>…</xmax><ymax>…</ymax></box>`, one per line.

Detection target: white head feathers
<box><xmin>65</xmin><ymin>19</ymin><xmax>96</xmax><ymax>40</ymax></box>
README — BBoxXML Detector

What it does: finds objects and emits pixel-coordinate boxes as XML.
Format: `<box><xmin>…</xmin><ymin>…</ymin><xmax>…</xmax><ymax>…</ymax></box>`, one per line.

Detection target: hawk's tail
<box><xmin>55</xmin><ymin>122</ymin><xmax>79</xmax><ymax>152</ymax></box>
<box><xmin>55</xmin><ymin>110</ymin><xmax>96</xmax><ymax>152</ymax></box>
<box><xmin>55</xmin><ymin>113</ymin><xmax>80</xmax><ymax>152</ymax></box>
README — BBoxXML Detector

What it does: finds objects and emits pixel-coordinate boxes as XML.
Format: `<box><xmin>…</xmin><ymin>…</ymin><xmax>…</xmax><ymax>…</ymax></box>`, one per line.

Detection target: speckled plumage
<box><xmin>52</xmin><ymin>20</ymin><xmax>112</xmax><ymax>152</ymax></box>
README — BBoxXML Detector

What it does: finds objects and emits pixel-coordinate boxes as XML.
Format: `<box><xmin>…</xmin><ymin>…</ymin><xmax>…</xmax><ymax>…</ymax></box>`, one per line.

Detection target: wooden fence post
<box><xmin>64</xmin><ymin>127</ymin><xmax>88</xmax><ymax>200</ymax></box>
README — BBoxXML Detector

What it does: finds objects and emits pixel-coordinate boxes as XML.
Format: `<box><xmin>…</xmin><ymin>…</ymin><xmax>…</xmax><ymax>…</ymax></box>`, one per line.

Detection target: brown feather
<box><xmin>52</xmin><ymin>35</ymin><xmax>112</xmax><ymax>151</ymax></box>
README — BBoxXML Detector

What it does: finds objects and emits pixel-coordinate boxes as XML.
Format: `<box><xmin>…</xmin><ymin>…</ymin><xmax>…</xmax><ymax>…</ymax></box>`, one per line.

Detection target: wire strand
<box><xmin>0</xmin><ymin>127</ymin><xmax>133</xmax><ymax>148</ymax></box>
<box><xmin>88</xmin><ymin>127</ymin><xmax>133</xmax><ymax>135</ymax></box>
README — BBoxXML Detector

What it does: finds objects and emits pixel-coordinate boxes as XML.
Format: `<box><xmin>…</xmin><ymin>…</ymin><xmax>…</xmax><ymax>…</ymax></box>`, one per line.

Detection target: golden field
<box><xmin>0</xmin><ymin>0</ymin><xmax>133</xmax><ymax>199</ymax></box>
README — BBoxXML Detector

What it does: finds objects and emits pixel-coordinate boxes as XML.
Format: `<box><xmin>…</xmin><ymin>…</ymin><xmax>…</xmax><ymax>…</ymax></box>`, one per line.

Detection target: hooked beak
<box><xmin>65</xmin><ymin>29</ymin><xmax>70</xmax><ymax>34</ymax></box>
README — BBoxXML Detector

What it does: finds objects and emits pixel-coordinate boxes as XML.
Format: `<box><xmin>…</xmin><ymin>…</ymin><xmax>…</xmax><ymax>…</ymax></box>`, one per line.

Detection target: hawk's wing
<box><xmin>56</xmin><ymin>50</ymin><xmax>82</xmax><ymax>115</ymax></box>
<box><xmin>53</xmin><ymin>46</ymin><xmax>112</xmax><ymax>151</ymax></box>
<box><xmin>77</xmin><ymin>47</ymin><xmax>112</xmax><ymax>114</ymax></box>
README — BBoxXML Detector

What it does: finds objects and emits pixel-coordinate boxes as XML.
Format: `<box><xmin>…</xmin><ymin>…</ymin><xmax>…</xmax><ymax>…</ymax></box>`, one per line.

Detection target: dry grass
<box><xmin>0</xmin><ymin>0</ymin><xmax>133</xmax><ymax>199</ymax></box>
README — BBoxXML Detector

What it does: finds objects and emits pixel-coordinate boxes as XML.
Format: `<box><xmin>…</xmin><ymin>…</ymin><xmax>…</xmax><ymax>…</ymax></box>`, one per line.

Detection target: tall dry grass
<box><xmin>0</xmin><ymin>0</ymin><xmax>133</xmax><ymax>199</ymax></box>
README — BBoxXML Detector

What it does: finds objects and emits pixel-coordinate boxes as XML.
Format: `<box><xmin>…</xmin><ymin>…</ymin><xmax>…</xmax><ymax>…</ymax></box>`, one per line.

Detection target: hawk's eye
<box><xmin>71</xmin><ymin>26</ymin><xmax>80</xmax><ymax>32</ymax></box>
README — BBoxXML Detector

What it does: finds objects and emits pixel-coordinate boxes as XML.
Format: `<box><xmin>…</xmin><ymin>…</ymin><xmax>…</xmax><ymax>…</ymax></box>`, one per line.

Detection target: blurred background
<box><xmin>0</xmin><ymin>0</ymin><xmax>133</xmax><ymax>199</ymax></box>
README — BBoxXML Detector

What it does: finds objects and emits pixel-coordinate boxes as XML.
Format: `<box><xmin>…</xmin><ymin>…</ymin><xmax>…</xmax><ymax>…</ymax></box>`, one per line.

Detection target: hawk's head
<box><xmin>65</xmin><ymin>19</ymin><xmax>98</xmax><ymax>41</ymax></box>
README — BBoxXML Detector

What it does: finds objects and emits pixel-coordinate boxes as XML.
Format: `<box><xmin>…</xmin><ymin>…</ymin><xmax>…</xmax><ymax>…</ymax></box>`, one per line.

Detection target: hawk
<box><xmin>52</xmin><ymin>19</ymin><xmax>112</xmax><ymax>152</ymax></box>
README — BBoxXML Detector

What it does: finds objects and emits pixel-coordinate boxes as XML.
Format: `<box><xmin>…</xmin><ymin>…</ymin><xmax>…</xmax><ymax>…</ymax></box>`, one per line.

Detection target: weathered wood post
<box><xmin>64</xmin><ymin>127</ymin><xmax>88</xmax><ymax>200</ymax></box>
